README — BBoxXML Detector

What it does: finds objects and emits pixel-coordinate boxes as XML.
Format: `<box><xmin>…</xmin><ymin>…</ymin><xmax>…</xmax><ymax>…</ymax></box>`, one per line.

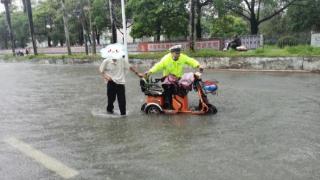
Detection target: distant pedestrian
<box><xmin>25</xmin><ymin>48</ymin><xmax>29</xmax><ymax>55</ymax></box>
<box><xmin>227</xmin><ymin>35</ymin><xmax>242</xmax><ymax>50</ymax></box>
<box><xmin>16</xmin><ymin>50</ymin><xmax>24</xmax><ymax>56</ymax></box>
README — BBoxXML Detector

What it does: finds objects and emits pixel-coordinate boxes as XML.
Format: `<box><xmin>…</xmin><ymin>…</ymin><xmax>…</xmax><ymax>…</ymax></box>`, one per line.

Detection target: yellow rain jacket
<box><xmin>149</xmin><ymin>53</ymin><xmax>200</xmax><ymax>78</ymax></box>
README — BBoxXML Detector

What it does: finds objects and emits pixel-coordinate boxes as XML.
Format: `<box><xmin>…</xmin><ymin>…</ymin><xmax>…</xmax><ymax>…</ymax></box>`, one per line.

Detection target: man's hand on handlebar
<box><xmin>143</xmin><ymin>72</ymin><xmax>150</xmax><ymax>79</ymax></box>
<box><xmin>194</xmin><ymin>72</ymin><xmax>202</xmax><ymax>79</ymax></box>
<box><xmin>136</xmin><ymin>72</ymin><xmax>144</xmax><ymax>78</ymax></box>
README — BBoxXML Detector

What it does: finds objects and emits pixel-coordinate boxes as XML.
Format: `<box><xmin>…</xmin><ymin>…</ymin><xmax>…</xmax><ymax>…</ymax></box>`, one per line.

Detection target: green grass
<box><xmin>26</xmin><ymin>53</ymin><xmax>101</xmax><ymax>60</ymax></box>
<box><xmin>129</xmin><ymin>45</ymin><xmax>320</xmax><ymax>59</ymax></box>
<box><xmin>1</xmin><ymin>53</ymin><xmax>101</xmax><ymax>61</ymax></box>
<box><xmin>2</xmin><ymin>45</ymin><xmax>320</xmax><ymax>61</ymax></box>
<box><xmin>129</xmin><ymin>51</ymin><xmax>168</xmax><ymax>59</ymax></box>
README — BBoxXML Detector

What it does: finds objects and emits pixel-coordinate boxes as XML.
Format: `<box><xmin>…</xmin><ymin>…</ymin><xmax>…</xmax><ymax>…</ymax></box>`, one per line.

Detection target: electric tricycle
<box><xmin>139</xmin><ymin>72</ymin><xmax>218</xmax><ymax>115</ymax></box>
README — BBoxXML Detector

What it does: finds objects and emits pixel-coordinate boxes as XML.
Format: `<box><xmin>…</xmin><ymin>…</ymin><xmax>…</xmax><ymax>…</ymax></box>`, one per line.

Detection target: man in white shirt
<box><xmin>99</xmin><ymin>44</ymin><xmax>140</xmax><ymax>116</ymax></box>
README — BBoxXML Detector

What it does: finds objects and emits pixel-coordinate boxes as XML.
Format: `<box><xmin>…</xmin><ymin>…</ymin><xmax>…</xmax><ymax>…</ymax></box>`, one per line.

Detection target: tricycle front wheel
<box><xmin>207</xmin><ymin>104</ymin><xmax>217</xmax><ymax>114</ymax></box>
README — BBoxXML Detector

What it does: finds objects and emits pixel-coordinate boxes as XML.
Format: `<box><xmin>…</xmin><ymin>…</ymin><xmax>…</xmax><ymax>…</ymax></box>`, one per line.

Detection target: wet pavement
<box><xmin>0</xmin><ymin>63</ymin><xmax>320</xmax><ymax>180</ymax></box>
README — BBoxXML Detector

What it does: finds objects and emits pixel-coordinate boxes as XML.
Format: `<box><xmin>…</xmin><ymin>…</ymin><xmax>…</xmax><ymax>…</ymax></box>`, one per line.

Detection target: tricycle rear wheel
<box><xmin>141</xmin><ymin>103</ymin><xmax>146</xmax><ymax>111</ymax></box>
<box><xmin>146</xmin><ymin>105</ymin><xmax>162</xmax><ymax>114</ymax></box>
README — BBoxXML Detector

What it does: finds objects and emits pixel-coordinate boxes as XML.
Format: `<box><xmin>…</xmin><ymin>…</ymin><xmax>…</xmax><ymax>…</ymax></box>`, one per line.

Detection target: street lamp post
<box><xmin>121</xmin><ymin>0</ymin><xmax>128</xmax><ymax>61</ymax></box>
<box><xmin>1</xmin><ymin>0</ymin><xmax>16</xmax><ymax>56</ymax></box>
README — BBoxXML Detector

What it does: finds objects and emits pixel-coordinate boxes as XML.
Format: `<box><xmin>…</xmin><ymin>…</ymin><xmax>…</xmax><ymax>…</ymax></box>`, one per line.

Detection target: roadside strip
<box><xmin>4</xmin><ymin>137</ymin><xmax>78</xmax><ymax>179</ymax></box>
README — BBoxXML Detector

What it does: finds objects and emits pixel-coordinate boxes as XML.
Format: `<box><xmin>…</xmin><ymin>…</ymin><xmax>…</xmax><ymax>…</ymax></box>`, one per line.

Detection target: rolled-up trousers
<box><xmin>106</xmin><ymin>80</ymin><xmax>126</xmax><ymax>115</ymax></box>
<box><xmin>162</xmin><ymin>84</ymin><xmax>175</xmax><ymax>109</ymax></box>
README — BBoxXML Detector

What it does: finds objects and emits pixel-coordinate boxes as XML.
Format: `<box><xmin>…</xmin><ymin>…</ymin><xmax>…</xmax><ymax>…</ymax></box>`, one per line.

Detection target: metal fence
<box><xmin>128</xmin><ymin>35</ymin><xmax>262</xmax><ymax>52</ymax></box>
<box><xmin>263</xmin><ymin>32</ymin><xmax>311</xmax><ymax>45</ymax></box>
<box><xmin>224</xmin><ymin>35</ymin><xmax>263</xmax><ymax>49</ymax></box>
<box><xmin>0</xmin><ymin>35</ymin><xmax>264</xmax><ymax>55</ymax></box>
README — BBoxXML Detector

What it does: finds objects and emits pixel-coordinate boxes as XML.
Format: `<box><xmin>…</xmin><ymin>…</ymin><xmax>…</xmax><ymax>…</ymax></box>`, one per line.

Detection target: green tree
<box><xmin>109</xmin><ymin>0</ymin><xmax>133</xmax><ymax>43</ymax></box>
<box><xmin>91</xmin><ymin>0</ymin><xmax>109</xmax><ymax>45</ymax></box>
<box><xmin>259</xmin><ymin>12</ymin><xmax>289</xmax><ymax>44</ymax></box>
<box><xmin>33</xmin><ymin>0</ymin><xmax>65</xmax><ymax>47</ymax></box>
<box><xmin>0</xmin><ymin>14</ymin><xmax>9</xmax><ymax>48</ymax></box>
<box><xmin>287</xmin><ymin>0</ymin><xmax>320</xmax><ymax>32</ymax></box>
<box><xmin>1</xmin><ymin>10</ymin><xmax>31</xmax><ymax>49</ymax></box>
<box><xmin>224</xmin><ymin>0</ymin><xmax>300</xmax><ymax>34</ymax></box>
<box><xmin>1</xmin><ymin>0</ymin><xmax>16</xmax><ymax>55</ymax></box>
<box><xmin>11</xmin><ymin>12</ymin><xmax>29</xmax><ymax>48</ymax></box>
<box><xmin>204</xmin><ymin>15</ymin><xmax>248</xmax><ymax>38</ymax></box>
<box><xmin>128</xmin><ymin>0</ymin><xmax>189</xmax><ymax>42</ymax></box>
<box><xmin>195</xmin><ymin>0</ymin><xmax>213</xmax><ymax>39</ymax></box>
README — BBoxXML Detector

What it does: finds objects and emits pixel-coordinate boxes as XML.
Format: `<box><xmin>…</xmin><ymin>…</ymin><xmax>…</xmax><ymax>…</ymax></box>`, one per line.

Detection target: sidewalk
<box><xmin>0</xmin><ymin>46</ymin><xmax>104</xmax><ymax>55</ymax></box>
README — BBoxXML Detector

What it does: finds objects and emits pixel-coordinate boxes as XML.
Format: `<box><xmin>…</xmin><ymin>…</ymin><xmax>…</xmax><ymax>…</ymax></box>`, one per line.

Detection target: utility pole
<box><xmin>60</xmin><ymin>0</ymin><xmax>72</xmax><ymax>55</ymax></box>
<box><xmin>25</xmin><ymin>0</ymin><xmax>37</xmax><ymax>55</ymax></box>
<box><xmin>121</xmin><ymin>0</ymin><xmax>128</xmax><ymax>61</ymax></box>
<box><xmin>1</xmin><ymin>0</ymin><xmax>16</xmax><ymax>56</ymax></box>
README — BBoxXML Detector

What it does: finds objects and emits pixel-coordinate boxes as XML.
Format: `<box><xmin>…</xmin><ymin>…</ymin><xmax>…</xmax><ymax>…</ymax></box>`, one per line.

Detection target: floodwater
<box><xmin>0</xmin><ymin>63</ymin><xmax>320</xmax><ymax>180</ymax></box>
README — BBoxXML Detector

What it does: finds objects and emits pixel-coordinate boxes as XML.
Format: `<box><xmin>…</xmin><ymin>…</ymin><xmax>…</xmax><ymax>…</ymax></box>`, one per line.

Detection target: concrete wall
<box><xmin>1</xmin><ymin>56</ymin><xmax>319</xmax><ymax>73</ymax></box>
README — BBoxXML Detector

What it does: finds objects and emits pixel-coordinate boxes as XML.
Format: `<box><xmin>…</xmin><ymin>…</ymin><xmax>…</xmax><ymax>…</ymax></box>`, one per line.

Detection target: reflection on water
<box><xmin>0</xmin><ymin>63</ymin><xmax>320</xmax><ymax>180</ymax></box>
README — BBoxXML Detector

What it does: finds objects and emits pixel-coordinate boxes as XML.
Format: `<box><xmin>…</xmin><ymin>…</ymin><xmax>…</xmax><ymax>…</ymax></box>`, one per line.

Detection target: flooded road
<box><xmin>0</xmin><ymin>63</ymin><xmax>320</xmax><ymax>180</ymax></box>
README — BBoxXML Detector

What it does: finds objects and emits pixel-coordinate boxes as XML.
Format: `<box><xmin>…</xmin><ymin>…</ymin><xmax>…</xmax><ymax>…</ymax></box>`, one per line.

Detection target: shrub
<box><xmin>277</xmin><ymin>36</ymin><xmax>298</xmax><ymax>48</ymax></box>
<box><xmin>306</xmin><ymin>46</ymin><xmax>314</xmax><ymax>52</ymax></box>
<box><xmin>254</xmin><ymin>48</ymin><xmax>265</xmax><ymax>54</ymax></box>
<box><xmin>285</xmin><ymin>46</ymin><xmax>301</xmax><ymax>54</ymax></box>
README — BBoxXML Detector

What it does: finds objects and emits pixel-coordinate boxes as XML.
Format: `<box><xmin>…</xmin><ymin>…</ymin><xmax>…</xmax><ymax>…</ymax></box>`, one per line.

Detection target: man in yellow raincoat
<box><xmin>144</xmin><ymin>45</ymin><xmax>203</xmax><ymax>110</ymax></box>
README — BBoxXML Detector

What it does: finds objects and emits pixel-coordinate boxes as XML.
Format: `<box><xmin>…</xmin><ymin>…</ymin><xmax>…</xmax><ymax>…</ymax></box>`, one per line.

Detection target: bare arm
<box><xmin>129</xmin><ymin>66</ymin><xmax>144</xmax><ymax>78</ymax></box>
<box><xmin>99</xmin><ymin>59</ymin><xmax>112</xmax><ymax>81</ymax></box>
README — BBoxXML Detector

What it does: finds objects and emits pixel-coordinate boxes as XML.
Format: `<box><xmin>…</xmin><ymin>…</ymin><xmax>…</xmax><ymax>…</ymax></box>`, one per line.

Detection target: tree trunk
<box><xmin>78</xmin><ymin>23</ymin><xmax>83</xmax><ymax>45</ymax></box>
<box><xmin>80</xmin><ymin>16</ymin><xmax>88</xmax><ymax>55</ymax></box>
<box><xmin>87</xmin><ymin>34</ymin><xmax>91</xmax><ymax>44</ymax></box>
<box><xmin>111</xmin><ymin>22</ymin><xmax>117</xmax><ymax>43</ymax></box>
<box><xmin>47</xmin><ymin>36</ymin><xmax>51</xmax><ymax>47</ymax></box>
<box><xmin>88</xmin><ymin>1</ymin><xmax>96</xmax><ymax>54</ymax></box>
<box><xmin>2</xmin><ymin>0</ymin><xmax>16</xmax><ymax>56</ymax></box>
<box><xmin>96</xmin><ymin>32</ymin><xmax>100</xmax><ymax>45</ymax></box>
<box><xmin>25</xmin><ymin>0</ymin><xmax>37</xmax><ymax>55</ymax></box>
<box><xmin>195</xmin><ymin>0</ymin><xmax>202</xmax><ymax>40</ymax></box>
<box><xmin>155</xmin><ymin>21</ymin><xmax>161</xmax><ymax>42</ymax></box>
<box><xmin>189</xmin><ymin>0</ymin><xmax>196</xmax><ymax>51</ymax></box>
<box><xmin>92</xmin><ymin>23</ymin><xmax>97</xmax><ymax>54</ymax></box>
<box><xmin>108</xmin><ymin>0</ymin><xmax>117</xmax><ymax>43</ymax></box>
<box><xmin>22</xmin><ymin>0</ymin><xmax>26</xmax><ymax>12</ymax></box>
<box><xmin>4</xmin><ymin>34</ymin><xmax>8</xmax><ymax>49</ymax></box>
<box><xmin>60</xmin><ymin>0</ymin><xmax>71</xmax><ymax>55</ymax></box>
<box><xmin>250</xmin><ymin>18</ymin><xmax>259</xmax><ymax>35</ymax></box>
